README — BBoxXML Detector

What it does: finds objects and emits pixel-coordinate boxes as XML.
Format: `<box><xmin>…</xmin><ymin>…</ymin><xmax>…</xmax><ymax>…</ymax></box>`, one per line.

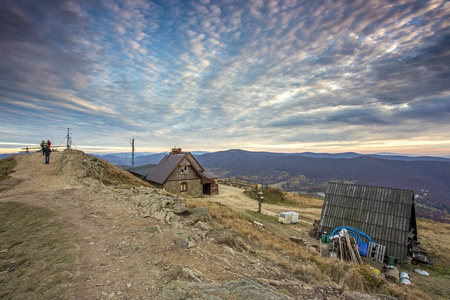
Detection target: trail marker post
<box><xmin>258</xmin><ymin>190</ymin><xmax>263</xmax><ymax>213</ymax></box>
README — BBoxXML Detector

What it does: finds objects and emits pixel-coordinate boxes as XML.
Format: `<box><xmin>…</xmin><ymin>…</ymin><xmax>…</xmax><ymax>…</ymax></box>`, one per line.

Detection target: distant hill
<box><xmin>91</xmin><ymin>152</ymin><xmax>165</xmax><ymax>166</ymax></box>
<box><xmin>92</xmin><ymin>151</ymin><xmax>209</xmax><ymax>167</ymax></box>
<box><xmin>0</xmin><ymin>153</ymin><xmax>27</xmax><ymax>160</ymax></box>
<box><xmin>367</xmin><ymin>154</ymin><xmax>450</xmax><ymax>162</ymax></box>
<box><xmin>90</xmin><ymin>149</ymin><xmax>450</xmax><ymax>222</ymax></box>
<box><xmin>0</xmin><ymin>154</ymin><xmax>14</xmax><ymax>160</ymax></box>
<box><xmin>195</xmin><ymin>149</ymin><xmax>450</xmax><ymax>223</ymax></box>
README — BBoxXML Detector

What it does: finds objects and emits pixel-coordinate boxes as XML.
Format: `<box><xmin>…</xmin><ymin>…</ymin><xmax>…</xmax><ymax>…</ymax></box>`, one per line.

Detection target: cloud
<box><xmin>0</xmin><ymin>0</ymin><xmax>449</xmax><ymax>155</ymax></box>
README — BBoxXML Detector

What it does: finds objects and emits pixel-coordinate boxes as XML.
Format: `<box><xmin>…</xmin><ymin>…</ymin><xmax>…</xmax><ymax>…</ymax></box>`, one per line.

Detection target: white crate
<box><xmin>278</xmin><ymin>212</ymin><xmax>292</xmax><ymax>224</ymax></box>
<box><xmin>286</xmin><ymin>211</ymin><xmax>299</xmax><ymax>223</ymax></box>
<box><xmin>279</xmin><ymin>212</ymin><xmax>298</xmax><ymax>224</ymax></box>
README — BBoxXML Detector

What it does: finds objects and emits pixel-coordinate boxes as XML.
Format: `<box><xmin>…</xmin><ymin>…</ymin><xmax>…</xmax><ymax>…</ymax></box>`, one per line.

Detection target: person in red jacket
<box><xmin>47</xmin><ymin>140</ymin><xmax>52</xmax><ymax>149</ymax></box>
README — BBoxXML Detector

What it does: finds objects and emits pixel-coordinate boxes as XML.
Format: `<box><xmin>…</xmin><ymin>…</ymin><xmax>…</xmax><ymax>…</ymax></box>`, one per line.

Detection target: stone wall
<box><xmin>164</xmin><ymin>179</ymin><xmax>203</xmax><ymax>197</ymax></box>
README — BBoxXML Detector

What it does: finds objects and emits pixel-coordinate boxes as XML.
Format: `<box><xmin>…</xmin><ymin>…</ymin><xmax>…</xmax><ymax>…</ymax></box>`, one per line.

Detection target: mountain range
<box><xmin>2</xmin><ymin>149</ymin><xmax>448</xmax><ymax>222</ymax></box>
<box><xmin>194</xmin><ymin>150</ymin><xmax>450</xmax><ymax>223</ymax></box>
<box><xmin>90</xmin><ymin>151</ymin><xmax>209</xmax><ymax>166</ymax></box>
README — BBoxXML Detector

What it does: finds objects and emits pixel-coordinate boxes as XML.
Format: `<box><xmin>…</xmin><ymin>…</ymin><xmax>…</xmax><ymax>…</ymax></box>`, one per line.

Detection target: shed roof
<box><xmin>129</xmin><ymin>164</ymin><xmax>157</xmax><ymax>178</ymax></box>
<box><xmin>200</xmin><ymin>171</ymin><xmax>217</xmax><ymax>180</ymax></box>
<box><xmin>319</xmin><ymin>182</ymin><xmax>417</xmax><ymax>261</ymax></box>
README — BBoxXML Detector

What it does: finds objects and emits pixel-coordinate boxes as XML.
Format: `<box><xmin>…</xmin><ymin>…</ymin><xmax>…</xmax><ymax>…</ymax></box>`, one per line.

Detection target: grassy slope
<box><xmin>1</xmin><ymin>155</ymin><xmax>447</xmax><ymax>299</ymax></box>
<box><xmin>0</xmin><ymin>155</ymin><xmax>78</xmax><ymax>299</ymax></box>
<box><xmin>187</xmin><ymin>189</ymin><xmax>449</xmax><ymax>300</ymax></box>
<box><xmin>0</xmin><ymin>202</ymin><xmax>79</xmax><ymax>300</ymax></box>
<box><xmin>0</xmin><ymin>156</ymin><xmax>16</xmax><ymax>180</ymax></box>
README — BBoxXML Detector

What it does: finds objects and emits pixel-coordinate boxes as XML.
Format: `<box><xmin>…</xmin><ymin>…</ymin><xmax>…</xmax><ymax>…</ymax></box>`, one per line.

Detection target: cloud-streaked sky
<box><xmin>1</xmin><ymin>0</ymin><xmax>449</xmax><ymax>155</ymax></box>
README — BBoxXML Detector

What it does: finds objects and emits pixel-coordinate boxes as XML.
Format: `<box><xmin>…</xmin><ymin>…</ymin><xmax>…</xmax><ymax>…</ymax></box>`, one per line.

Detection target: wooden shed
<box><xmin>145</xmin><ymin>148</ymin><xmax>219</xmax><ymax>197</ymax></box>
<box><xmin>319</xmin><ymin>182</ymin><xmax>417</xmax><ymax>262</ymax></box>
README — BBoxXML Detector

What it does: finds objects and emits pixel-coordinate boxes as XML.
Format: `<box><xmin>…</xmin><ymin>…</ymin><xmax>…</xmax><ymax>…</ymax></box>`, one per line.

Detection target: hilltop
<box><xmin>1</xmin><ymin>150</ymin><xmax>449</xmax><ymax>299</ymax></box>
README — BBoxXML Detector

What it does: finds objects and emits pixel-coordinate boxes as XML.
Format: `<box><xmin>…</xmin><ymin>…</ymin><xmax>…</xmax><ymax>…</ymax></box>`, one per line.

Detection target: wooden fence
<box><xmin>21</xmin><ymin>145</ymin><xmax>66</xmax><ymax>153</ymax></box>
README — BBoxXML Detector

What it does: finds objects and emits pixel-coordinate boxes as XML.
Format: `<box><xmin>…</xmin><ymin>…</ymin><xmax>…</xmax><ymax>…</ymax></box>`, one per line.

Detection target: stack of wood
<box><xmin>309</xmin><ymin>220</ymin><xmax>320</xmax><ymax>237</ymax></box>
<box><xmin>328</xmin><ymin>230</ymin><xmax>362</xmax><ymax>264</ymax></box>
<box><xmin>289</xmin><ymin>236</ymin><xmax>308</xmax><ymax>246</ymax></box>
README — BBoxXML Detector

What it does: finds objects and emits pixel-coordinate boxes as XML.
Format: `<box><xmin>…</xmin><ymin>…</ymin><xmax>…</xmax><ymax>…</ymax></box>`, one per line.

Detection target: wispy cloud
<box><xmin>0</xmin><ymin>0</ymin><xmax>449</xmax><ymax>155</ymax></box>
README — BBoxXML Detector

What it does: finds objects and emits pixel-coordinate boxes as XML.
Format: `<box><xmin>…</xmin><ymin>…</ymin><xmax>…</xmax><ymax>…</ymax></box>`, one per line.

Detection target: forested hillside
<box><xmin>196</xmin><ymin>150</ymin><xmax>450</xmax><ymax>223</ymax></box>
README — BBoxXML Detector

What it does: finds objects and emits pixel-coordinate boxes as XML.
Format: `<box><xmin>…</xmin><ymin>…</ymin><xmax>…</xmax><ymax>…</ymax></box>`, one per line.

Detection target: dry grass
<box><xmin>416</xmin><ymin>218</ymin><xmax>450</xmax><ymax>264</ymax></box>
<box><xmin>245</xmin><ymin>186</ymin><xmax>324</xmax><ymax>208</ymax></box>
<box><xmin>340</xmin><ymin>265</ymin><xmax>430</xmax><ymax>299</ymax></box>
<box><xmin>283</xmin><ymin>192</ymin><xmax>324</xmax><ymax>208</ymax></box>
<box><xmin>0</xmin><ymin>202</ymin><xmax>79</xmax><ymax>299</ymax></box>
<box><xmin>400</xmin><ymin>218</ymin><xmax>450</xmax><ymax>299</ymax></box>
<box><xmin>186</xmin><ymin>197</ymin><xmax>335</xmax><ymax>284</ymax></box>
<box><xmin>186</xmin><ymin>195</ymin><xmax>449</xmax><ymax>300</ymax></box>
<box><xmin>58</xmin><ymin>150</ymin><xmax>152</xmax><ymax>187</ymax></box>
<box><xmin>0</xmin><ymin>156</ymin><xmax>16</xmax><ymax>180</ymax></box>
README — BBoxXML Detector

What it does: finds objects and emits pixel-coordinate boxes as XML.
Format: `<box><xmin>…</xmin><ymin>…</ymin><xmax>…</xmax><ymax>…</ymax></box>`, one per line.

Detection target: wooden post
<box><xmin>258</xmin><ymin>190</ymin><xmax>263</xmax><ymax>213</ymax></box>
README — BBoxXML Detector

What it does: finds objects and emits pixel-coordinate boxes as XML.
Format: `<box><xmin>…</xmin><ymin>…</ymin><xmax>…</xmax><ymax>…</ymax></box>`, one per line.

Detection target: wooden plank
<box><xmin>355</xmin><ymin>244</ymin><xmax>363</xmax><ymax>264</ymax></box>
<box><xmin>344</xmin><ymin>230</ymin><xmax>358</xmax><ymax>263</ymax></box>
<box><xmin>379</xmin><ymin>245</ymin><xmax>386</xmax><ymax>263</ymax></box>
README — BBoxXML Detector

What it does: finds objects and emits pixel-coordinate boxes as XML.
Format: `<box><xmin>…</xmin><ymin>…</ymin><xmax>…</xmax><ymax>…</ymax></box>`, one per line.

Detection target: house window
<box><xmin>180</xmin><ymin>182</ymin><xmax>187</xmax><ymax>192</ymax></box>
<box><xmin>180</xmin><ymin>166</ymin><xmax>188</xmax><ymax>175</ymax></box>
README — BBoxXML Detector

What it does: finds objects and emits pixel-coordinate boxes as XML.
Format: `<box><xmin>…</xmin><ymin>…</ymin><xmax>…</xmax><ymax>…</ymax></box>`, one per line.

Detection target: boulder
<box><xmin>194</xmin><ymin>221</ymin><xmax>213</xmax><ymax>232</ymax></box>
<box><xmin>186</xmin><ymin>207</ymin><xmax>211</xmax><ymax>223</ymax></box>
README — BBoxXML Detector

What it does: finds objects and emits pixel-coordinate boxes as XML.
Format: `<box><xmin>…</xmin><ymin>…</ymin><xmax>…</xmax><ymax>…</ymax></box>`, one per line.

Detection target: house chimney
<box><xmin>171</xmin><ymin>147</ymin><xmax>182</xmax><ymax>154</ymax></box>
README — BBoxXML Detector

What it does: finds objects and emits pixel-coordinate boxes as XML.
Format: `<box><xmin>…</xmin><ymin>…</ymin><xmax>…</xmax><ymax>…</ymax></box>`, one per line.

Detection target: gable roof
<box><xmin>145</xmin><ymin>153</ymin><xmax>185</xmax><ymax>184</ymax></box>
<box><xmin>319</xmin><ymin>182</ymin><xmax>417</xmax><ymax>261</ymax></box>
<box><xmin>145</xmin><ymin>152</ymin><xmax>217</xmax><ymax>185</ymax></box>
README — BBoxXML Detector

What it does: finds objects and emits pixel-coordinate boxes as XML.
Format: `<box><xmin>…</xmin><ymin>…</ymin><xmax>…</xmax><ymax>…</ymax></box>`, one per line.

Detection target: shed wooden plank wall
<box><xmin>320</xmin><ymin>182</ymin><xmax>416</xmax><ymax>261</ymax></box>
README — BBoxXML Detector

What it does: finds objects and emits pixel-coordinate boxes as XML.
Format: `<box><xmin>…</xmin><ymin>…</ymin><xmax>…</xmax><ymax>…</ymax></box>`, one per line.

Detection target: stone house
<box><xmin>145</xmin><ymin>148</ymin><xmax>219</xmax><ymax>197</ymax></box>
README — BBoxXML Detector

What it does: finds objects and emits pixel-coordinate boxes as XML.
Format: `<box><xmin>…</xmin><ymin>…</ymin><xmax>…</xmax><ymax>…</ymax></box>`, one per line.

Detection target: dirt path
<box><xmin>201</xmin><ymin>184</ymin><xmax>318</xmax><ymax>225</ymax></box>
<box><xmin>0</xmin><ymin>152</ymin><xmax>167</xmax><ymax>298</ymax></box>
<box><xmin>0</xmin><ymin>152</ymin><xmax>307</xmax><ymax>299</ymax></box>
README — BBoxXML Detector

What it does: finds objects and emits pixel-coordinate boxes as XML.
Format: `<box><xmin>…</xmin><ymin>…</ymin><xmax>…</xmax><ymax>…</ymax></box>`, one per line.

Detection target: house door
<box><xmin>203</xmin><ymin>183</ymin><xmax>211</xmax><ymax>195</ymax></box>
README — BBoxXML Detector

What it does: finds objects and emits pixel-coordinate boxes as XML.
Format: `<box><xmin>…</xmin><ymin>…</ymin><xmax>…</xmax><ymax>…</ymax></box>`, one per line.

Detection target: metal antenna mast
<box><xmin>66</xmin><ymin>128</ymin><xmax>72</xmax><ymax>149</ymax></box>
<box><xmin>131</xmin><ymin>136</ymin><xmax>135</xmax><ymax>168</ymax></box>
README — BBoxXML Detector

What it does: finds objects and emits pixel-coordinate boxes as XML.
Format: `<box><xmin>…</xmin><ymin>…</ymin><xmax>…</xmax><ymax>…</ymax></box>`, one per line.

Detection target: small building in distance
<box><xmin>145</xmin><ymin>147</ymin><xmax>219</xmax><ymax>197</ymax></box>
<box><xmin>128</xmin><ymin>164</ymin><xmax>157</xmax><ymax>179</ymax></box>
<box><xmin>319</xmin><ymin>182</ymin><xmax>418</xmax><ymax>262</ymax></box>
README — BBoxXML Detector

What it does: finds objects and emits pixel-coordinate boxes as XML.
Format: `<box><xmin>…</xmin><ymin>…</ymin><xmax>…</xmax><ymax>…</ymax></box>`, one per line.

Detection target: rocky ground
<box><xmin>0</xmin><ymin>150</ymin><xmax>394</xmax><ymax>299</ymax></box>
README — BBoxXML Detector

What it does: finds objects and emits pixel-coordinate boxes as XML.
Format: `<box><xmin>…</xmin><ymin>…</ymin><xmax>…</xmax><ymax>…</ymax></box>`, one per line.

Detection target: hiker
<box><xmin>40</xmin><ymin>140</ymin><xmax>46</xmax><ymax>155</ymax></box>
<box><xmin>47</xmin><ymin>140</ymin><xmax>52</xmax><ymax>149</ymax></box>
<box><xmin>44</xmin><ymin>145</ymin><xmax>51</xmax><ymax>164</ymax></box>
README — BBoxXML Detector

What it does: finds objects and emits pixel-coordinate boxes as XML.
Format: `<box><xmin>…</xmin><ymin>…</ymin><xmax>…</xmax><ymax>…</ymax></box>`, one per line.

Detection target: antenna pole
<box><xmin>131</xmin><ymin>136</ymin><xmax>135</xmax><ymax>168</ymax></box>
<box><xmin>66</xmin><ymin>128</ymin><xmax>71</xmax><ymax>150</ymax></box>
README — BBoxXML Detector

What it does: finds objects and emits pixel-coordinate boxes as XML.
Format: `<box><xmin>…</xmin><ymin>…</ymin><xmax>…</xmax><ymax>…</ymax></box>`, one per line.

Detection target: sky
<box><xmin>1</xmin><ymin>0</ymin><xmax>449</xmax><ymax>156</ymax></box>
